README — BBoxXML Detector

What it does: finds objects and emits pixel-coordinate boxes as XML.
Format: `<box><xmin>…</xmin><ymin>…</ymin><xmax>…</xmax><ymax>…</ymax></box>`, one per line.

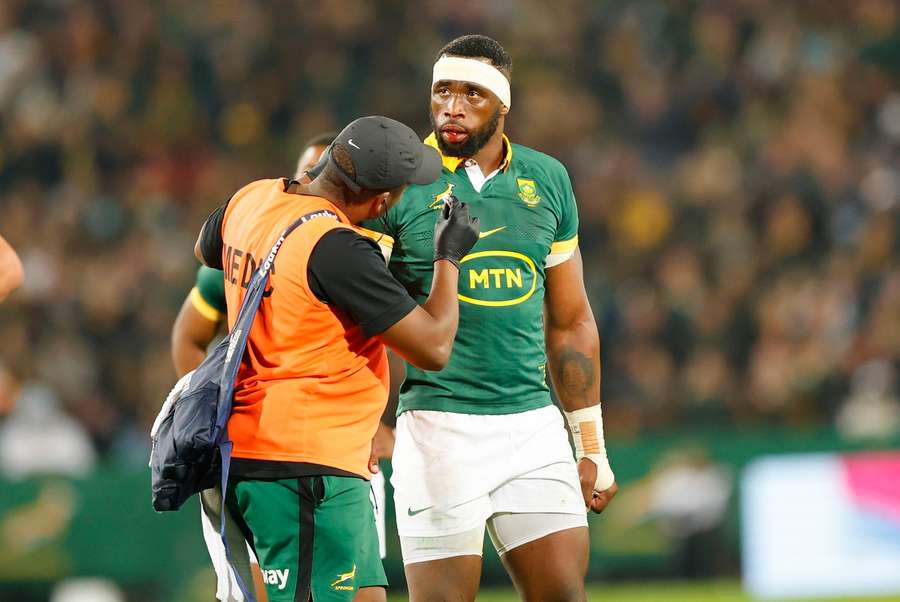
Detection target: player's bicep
<box><xmin>545</xmin><ymin>247</ymin><xmax>592</xmax><ymax>329</ymax></box>
<box><xmin>173</xmin><ymin>292</ymin><xmax>222</xmax><ymax>344</ymax></box>
<box><xmin>171</xmin><ymin>292</ymin><xmax>223</xmax><ymax>376</ymax></box>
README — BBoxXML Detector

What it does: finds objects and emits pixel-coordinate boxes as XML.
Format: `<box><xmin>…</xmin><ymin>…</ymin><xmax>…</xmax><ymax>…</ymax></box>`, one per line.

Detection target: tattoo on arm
<box><xmin>553</xmin><ymin>345</ymin><xmax>597</xmax><ymax>406</ymax></box>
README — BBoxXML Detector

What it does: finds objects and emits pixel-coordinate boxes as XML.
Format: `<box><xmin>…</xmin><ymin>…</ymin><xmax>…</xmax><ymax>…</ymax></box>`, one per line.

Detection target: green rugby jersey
<box><xmin>190</xmin><ymin>264</ymin><xmax>227</xmax><ymax>322</ymax></box>
<box><xmin>365</xmin><ymin>134</ymin><xmax>579</xmax><ymax>415</ymax></box>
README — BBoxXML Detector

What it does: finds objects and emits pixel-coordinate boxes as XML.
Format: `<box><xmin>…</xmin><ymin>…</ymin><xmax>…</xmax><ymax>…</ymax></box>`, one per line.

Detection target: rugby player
<box><xmin>172</xmin><ymin>133</ymin><xmax>393</xmax><ymax>602</ymax></box>
<box><xmin>0</xmin><ymin>234</ymin><xmax>23</xmax><ymax>302</ymax></box>
<box><xmin>364</xmin><ymin>36</ymin><xmax>618</xmax><ymax>601</ymax></box>
<box><xmin>195</xmin><ymin>116</ymin><xmax>479</xmax><ymax>602</ymax></box>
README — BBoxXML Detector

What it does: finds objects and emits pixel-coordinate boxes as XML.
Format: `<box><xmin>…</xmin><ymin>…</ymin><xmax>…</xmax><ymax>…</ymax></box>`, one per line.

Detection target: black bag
<box><xmin>149</xmin><ymin>335</ymin><xmax>228</xmax><ymax>512</ymax></box>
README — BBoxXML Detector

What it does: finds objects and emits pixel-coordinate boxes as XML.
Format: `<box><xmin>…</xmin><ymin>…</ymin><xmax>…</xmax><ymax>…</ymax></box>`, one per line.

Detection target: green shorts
<box><xmin>226</xmin><ymin>475</ymin><xmax>387</xmax><ymax>601</ymax></box>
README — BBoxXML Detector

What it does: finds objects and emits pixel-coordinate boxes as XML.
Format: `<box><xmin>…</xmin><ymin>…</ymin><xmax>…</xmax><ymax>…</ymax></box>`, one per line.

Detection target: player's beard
<box><xmin>431</xmin><ymin>108</ymin><xmax>501</xmax><ymax>158</ymax></box>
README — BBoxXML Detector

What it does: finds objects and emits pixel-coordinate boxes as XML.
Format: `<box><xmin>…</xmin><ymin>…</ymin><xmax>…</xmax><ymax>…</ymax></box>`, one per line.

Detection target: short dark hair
<box><xmin>329</xmin><ymin>143</ymin><xmax>356</xmax><ymax>181</ymax></box>
<box><xmin>320</xmin><ymin>142</ymin><xmax>392</xmax><ymax>203</ymax></box>
<box><xmin>303</xmin><ymin>131</ymin><xmax>337</xmax><ymax>151</ymax></box>
<box><xmin>438</xmin><ymin>35</ymin><xmax>512</xmax><ymax>78</ymax></box>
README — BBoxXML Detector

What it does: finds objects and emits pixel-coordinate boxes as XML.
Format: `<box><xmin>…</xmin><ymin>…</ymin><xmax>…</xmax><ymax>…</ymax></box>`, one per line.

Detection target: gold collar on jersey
<box><xmin>424</xmin><ymin>133</ymin><xmax>513</xmax><ymax>173</ymax></box>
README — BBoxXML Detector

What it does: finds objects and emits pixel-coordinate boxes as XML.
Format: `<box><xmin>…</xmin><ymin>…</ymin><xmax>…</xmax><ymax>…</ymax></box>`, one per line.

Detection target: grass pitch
<box><xmin>387</xmin><ymin>580</ymin><xmax>900</xmax><ymax>601</ymax></box>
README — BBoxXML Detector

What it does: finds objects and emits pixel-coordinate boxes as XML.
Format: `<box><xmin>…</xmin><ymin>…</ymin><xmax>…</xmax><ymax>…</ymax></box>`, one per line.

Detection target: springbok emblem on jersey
<box><xmin>429</xmin><ymin>182</ymin><xmax>455</xmax><ymax>210</ymax></box>
<box><xmin>517</xmin><ymin>178</ymin><xmax>541</xmax><ymax>207</ymax></box>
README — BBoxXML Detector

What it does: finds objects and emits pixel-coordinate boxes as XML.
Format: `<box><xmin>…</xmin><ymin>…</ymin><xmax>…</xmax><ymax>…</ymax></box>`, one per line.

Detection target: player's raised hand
<box><xmin>578</xmin><ymin>457</ymin><xmax>618</xmax><ymax>513</ymax></box>
<box><xmin>433</xmin><ymin>195</ymin><xmax>480</xmax><ymax>267</ymax></box>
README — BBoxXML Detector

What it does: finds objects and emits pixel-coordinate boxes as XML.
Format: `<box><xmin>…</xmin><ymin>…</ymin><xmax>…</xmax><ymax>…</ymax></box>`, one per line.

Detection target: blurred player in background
<box><xmin>365</xmin><ymin>35</ymin><xmax>618</xmax><ymax>601</ymax></box>
<box><xmin>170</xmin><ymin>132</ymin><xmax>392</xmax><ymax>602</ymax></box>
<box><xmin>0</xmin><ymin>234</ymin><xmax>23</xmax><ymax>302</ymax></box>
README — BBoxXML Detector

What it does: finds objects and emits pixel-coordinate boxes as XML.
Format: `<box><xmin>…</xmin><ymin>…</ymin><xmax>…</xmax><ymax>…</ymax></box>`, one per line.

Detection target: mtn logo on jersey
<box><xmin>517</xmin><ymin>178</ymin><xmax>541</xmax><ymax>207</ymax></box>
<box><xmin>261</xmin><ymin>568</ymin><xmax>290</xmax><ymax>590</ymax></box>
<box><xmin>429</xmin><ymin>182</ymin><xmax>455</xmax><ymax>210</ymax></box>
<box><xmin>458</xmin><ymin>250</ymin><xmax>538</xmax><ymax>307</ymax></box>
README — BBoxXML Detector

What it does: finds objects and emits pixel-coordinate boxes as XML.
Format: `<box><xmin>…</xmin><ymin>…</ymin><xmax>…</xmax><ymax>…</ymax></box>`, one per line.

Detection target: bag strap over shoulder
<box><xmin>215</xmin><ymin>207</ymin><xmax>339</xmax><ymax>602</ymax></box>
<box><xmin>216</xmin><ymin>207</ymin><xmax>340</xmax><ymax>424</ymax></box>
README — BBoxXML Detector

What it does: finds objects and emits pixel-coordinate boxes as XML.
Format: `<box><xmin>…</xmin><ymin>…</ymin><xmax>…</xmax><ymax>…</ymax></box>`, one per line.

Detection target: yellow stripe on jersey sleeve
<box><xmin>546</xmin><ymin>236</ymin><xmax>579</xmax><ymax>268</ymax></box>
<box><xmin>357</xmin><ymin>227</ymin><xmax>394</xmax><ymax>249</ymax></box>
<box><xmin>357</xmin><ymin>227</ymin><xmax>394</xmax><ymax>262</ymax></box>
<box><xmin>189</xmin><ymin>287</ymin><xmax>224</xmax><ymax>322</ymax></box>
<box><xmin>549</xmin><ymin>236</ymin><xmax>579</xmax><ymax>255</ymax></box>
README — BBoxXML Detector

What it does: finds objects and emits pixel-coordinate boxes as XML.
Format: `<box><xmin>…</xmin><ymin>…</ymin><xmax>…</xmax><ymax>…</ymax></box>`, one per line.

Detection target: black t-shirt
<box><xmin>198</xmin><ymin>200</ymin><xmax>416</xmax><ymax>337</ymax></box>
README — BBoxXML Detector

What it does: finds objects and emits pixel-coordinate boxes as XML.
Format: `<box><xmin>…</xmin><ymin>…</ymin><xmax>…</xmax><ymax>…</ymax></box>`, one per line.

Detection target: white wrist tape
<box><xmin>564</xmin><ymin>405</ymin><xmax>615</xmax><ymax>491</ymax></box>
<box><xmin>433</xmin><ymin>56</ymin><xmax>511</xmax><ymax>108</ymax></box>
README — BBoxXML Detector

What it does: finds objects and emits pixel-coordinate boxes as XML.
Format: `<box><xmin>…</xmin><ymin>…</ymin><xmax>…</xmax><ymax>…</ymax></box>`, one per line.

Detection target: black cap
<box><xmin>321</xmin><ymin>116</ymin><xmax>442</xmax><ymax>193</ymax></box>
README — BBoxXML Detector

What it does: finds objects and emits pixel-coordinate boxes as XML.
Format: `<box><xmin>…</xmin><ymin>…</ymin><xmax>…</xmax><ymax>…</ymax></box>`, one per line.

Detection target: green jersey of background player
<box><xmin>364</xmin><ymin>35</ymin><xmax>618</xmax><ymax>602</ymax></box>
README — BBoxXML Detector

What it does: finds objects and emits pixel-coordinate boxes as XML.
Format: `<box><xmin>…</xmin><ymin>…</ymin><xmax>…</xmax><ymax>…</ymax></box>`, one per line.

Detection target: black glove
<box><xmin>433</xmin><ymin>196</ymin><xmax>480</xmax><ymax>267</ymax></box>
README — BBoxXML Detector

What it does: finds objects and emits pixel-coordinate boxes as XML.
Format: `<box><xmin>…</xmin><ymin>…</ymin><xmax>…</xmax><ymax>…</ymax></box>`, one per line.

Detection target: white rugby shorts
<box><xmin>391</xmin><ymin>405</ymin><xmax>587</xmax><ymax>554</ymax></box>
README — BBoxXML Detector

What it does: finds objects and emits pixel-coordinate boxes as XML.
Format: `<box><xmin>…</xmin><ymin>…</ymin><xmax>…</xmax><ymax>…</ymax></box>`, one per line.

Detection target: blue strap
<box><xmin>214</xmin><ymin>209</ymin><xmax>339</xmax><ymax>602</ymax></box>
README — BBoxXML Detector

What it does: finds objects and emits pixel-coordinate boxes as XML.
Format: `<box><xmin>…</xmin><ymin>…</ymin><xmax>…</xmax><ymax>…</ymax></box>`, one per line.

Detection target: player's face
<box><xmin>430</xmin><ymin>79</ymin><xmax>503</xmax><ymax>157</ymax></box>
<box><xmin>294</xmin><ymin>144</ymin><xmax>329</xmax><ymax>179</ymax></box>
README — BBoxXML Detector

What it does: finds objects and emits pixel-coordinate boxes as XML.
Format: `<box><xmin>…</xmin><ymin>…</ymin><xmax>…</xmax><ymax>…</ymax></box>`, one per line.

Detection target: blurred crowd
<box><xmin>0</xmin><ymin>0</ymin><xmax>898</xmax><ymax>472</ymax></box>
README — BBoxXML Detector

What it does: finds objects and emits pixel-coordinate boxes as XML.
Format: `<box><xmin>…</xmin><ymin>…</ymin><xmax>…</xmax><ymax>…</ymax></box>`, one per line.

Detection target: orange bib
<box><xmin>221</xmin><ymin>179</ymin><xmax>389</xmax><ymax>478</ymax></box>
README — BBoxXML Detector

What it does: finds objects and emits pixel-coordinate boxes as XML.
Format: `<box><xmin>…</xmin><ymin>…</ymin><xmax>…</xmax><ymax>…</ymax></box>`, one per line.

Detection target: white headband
<box><xmin>432</xmin><ymin>56</ymin><xmax>511</xmax><ymax>108</ymax></box>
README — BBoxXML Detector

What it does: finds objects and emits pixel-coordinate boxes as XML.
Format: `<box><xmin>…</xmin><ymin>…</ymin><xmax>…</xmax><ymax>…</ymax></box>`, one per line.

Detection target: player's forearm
<box><xmin>547</xmin><ymin>311</ymin><xmax>616</xmax><ymax>491</ymax></box>
<box><xmin>545</xmin><ymin>312</ymin><xmax>601</xmax><ymax>412</ymax></box>
<box><xmin>379</xmin><ymin>260</ymin><xmax>461</xmax><ymax>371</ymax></box>
<box><xmin>171</xmin><ymin>298</ymin><xmax>220</xmax><ymax>376</ymax></box>
<box><xmin>172</xmin><ymin>341</ymin><xmax>208</xmax><ymax>378</ymax></box>
<box><xmin>417</xmin><ymin>259</ymin><xmax>461</xmax><ymax>363</ymax></box>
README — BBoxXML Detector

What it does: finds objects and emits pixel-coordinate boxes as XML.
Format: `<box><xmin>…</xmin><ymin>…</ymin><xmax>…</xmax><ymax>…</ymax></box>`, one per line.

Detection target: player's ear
<box><xmin>500</xmin><ymin>104</ymin><xmax>509</xmax><ymax>116</ymax></box>
<box><xmin>366</xmin><ymin>193</ymin><xmax>390</xmax><ymax>220</ymax></box>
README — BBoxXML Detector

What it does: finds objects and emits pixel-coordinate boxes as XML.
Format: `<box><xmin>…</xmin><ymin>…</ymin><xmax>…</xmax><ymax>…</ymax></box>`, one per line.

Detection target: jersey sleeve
<box><xmin>198</xmin><ymin>203</ymin><xmax>228</xmax><ymax>269</ymax></box>
<box><xmin>307</xmin><ymin>228</ymin><xmax>416</xmax><ymax>337</ymax></box>
<box><xmin>190</xmin><ymin>265</ymin><xmax>227</xmax><ymax>322</ymax></box>
<box><xmin>359</xmin><ymin>189</ymin><xmax>416</xmax><ymax>263</ymax></box>
<box><xmin>546</xmin><ymin>164</ymin><xmax>579</xmax><ymax>268</ymax></box>
<box><xmin>356</xmin><ymin>223</ymin><xmax>394</xmax><ymax>263</ymax></box>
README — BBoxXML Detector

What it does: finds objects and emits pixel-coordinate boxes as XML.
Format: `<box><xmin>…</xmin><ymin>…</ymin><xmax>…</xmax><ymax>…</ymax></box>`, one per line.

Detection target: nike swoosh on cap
<box><xmin>478</xmin><ymin>226</ymin><xmax>506</xmax><ymax>239</ymax></box>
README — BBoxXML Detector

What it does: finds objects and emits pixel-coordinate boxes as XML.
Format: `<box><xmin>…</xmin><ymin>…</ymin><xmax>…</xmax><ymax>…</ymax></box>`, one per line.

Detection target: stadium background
<box><xmin>0</xmin><ymin>0</ymin><xmax>899</xmax><ymax>600</ymax></box>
